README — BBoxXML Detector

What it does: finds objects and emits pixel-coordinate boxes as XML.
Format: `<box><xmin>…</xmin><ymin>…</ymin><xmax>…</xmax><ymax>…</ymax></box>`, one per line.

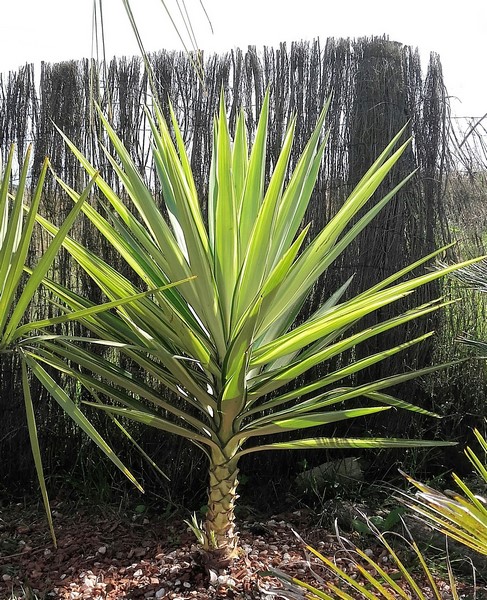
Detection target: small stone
<box><xmin>364</xmin><ymin>548</ymin><xmax>374</xmax><ymax>557</ymax></box>
<box><xmin>2</xmin><ymin>574</ymin><xmax>11</xmax><ymax>582</ymax></box>
<box><xmin>98</xmin><ymin>546</ymin><xmax>107</xmax><ymax>554</ymax></box>
<box><xmin>183</xmin><ymin>582</ymin><xmax>191</xmax><ymax>588</ymax></box>
<box><xmin>17</xmin><ymin>525</ymin><xmax>31</xmax><ymax>534</ymax></box>
<box><xmin>134</xmin><ymin>569</ymin><xmax>143</xmax><ymax>578</ymax></box>
<box><xmin>155</xmin><ymin>589</ymin><xmax>166</xmax><ymax>599</ymax></box>
<box><xmin>217</xmin><ymin>575</ymin><xmax>235</xmax><ymax>587</ymax></box>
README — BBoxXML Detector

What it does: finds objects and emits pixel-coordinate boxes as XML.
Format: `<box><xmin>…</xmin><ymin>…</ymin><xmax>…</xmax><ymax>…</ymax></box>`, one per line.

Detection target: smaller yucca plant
<box><xmin>263</xmin><ymin>522</ymin><xmax>463</xmax><ymax>600</ymax></box>
<box><xmin>263</xmin><ymin>427</ymin><xmax>487</xmax><ymax>599</ymax></box>
<box><xmin>399</xmin><ymin>426</ymin><xmax>487</xmax><ymax>557</ymax></box>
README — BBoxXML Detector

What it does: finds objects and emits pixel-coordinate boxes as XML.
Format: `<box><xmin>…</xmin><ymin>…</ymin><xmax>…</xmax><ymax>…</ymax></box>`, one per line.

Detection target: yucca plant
<box><xmin>27</xmin><ymin>92</ymin><xmax>483</xmax><ymax>566</ymax></box>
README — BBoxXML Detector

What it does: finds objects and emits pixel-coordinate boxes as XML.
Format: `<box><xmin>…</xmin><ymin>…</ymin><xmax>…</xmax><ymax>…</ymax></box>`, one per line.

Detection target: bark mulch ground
<box><xmin>0</xmin><ymin>500</ymin><xmax>485</xmax><ymax>599</ymax></box>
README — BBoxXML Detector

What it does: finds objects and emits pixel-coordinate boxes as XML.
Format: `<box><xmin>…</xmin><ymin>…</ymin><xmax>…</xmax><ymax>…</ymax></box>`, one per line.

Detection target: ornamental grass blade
<box><xmin>397</xmin><ymin>429</ymin><xmax>487</xmax><ymax>556</ymax></box>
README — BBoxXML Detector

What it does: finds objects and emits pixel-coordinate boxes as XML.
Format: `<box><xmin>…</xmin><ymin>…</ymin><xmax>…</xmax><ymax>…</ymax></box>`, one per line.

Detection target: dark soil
<box><xmin>0</xmin><ymin>500</ymin><xmax>485</xmax><ymax>599</ymax></box>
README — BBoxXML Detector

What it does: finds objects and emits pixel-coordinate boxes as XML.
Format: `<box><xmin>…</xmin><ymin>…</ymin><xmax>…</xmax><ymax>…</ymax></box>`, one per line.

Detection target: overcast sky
<box><xmin>0</xmin><ymin>0</ymin><xmax>486</xmax><ymax>118</ymax></box>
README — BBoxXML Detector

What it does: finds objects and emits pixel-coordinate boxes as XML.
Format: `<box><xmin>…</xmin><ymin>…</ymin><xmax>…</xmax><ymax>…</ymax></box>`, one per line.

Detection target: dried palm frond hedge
<box><xmin>0</xmin><ymin>36</ymin><xmax>482</xmax><ymax>499</ymax></box>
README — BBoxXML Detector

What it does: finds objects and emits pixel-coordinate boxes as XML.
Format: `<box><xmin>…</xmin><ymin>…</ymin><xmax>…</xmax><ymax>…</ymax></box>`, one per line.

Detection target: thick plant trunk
<box><xmin>202</xmin><ymin>454</ymin><xmax>240</xmax><ymax>568</ymax></box>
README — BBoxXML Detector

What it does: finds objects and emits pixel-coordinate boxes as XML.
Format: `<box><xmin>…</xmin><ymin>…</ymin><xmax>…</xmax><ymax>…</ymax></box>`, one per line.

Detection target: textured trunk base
<box><xmin>203</xmin><ymin>458</ymin><xmax>240</xmax><ymax>568</ymax></box>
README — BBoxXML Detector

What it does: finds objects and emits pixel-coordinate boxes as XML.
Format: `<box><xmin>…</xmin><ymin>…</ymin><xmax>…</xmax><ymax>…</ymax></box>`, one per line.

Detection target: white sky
<box><xmin>0</xmin><ymin>0</ymin><xmax>486</xmax><ymax>118</ymax></box>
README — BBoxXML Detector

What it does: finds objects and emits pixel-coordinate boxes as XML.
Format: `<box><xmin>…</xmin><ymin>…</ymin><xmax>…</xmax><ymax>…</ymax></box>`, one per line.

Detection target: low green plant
<box><xmin>352</xmin><ymin>506</ymin><xmax>406</xmax><ymax>535</ymax></box>
<box><xmin>7</xmin><ymin>585</ymin><xmax>41</xmax><ymax>600</ymax></box>
<box><xmin>451</xmin><ymin>259</ymin><xmax>487</xmax><ymax>355</ymax></box>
